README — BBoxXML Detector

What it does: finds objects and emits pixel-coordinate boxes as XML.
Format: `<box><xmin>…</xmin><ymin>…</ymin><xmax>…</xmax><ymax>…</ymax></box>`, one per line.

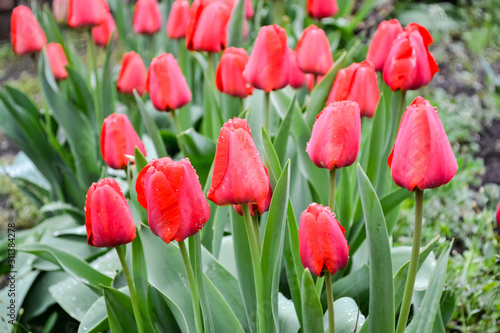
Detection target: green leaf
<box><xmin>66</xmin><ymin>67</ymin><xmax>96</xmax><ymax>123</ymax></box>
<box><xmin>273</xmin><ymin>93</ymin><xmax>296</xmax><ymax>166</ymax></box>
<box><xmin>49</xmin><ymin>276</ymin><xmax>100</xmax><ymax>321</ymax></box>
<box><xmin>261</xmin><ymin>127</ymin><xmax>282</xmax><ymax>189</ymax></box>
<box><xmin>135</xmin><ymin>91</ymin><xmax>167</xmax><ymax>158</ymax></box>
<box><xmin>278</xmin><ymin>293</ymin><xmax>300</xmax><ymax>333</ymax></box>
<box><xmin>227</xmin><ymin>0</ymin><xmax>245</xmax><ymax>47</ymax></box>
<box><xmin>323</xmin><ymin>297</ymin><xmax>366</xmax><ymax>333</ymax></box>
<box><xmin>364</xmin><ymin>93</ymin><xmax>386</xmax><ymax>189</ymax></box>
<box><xmin>100</xmin><ymin>38</ymin><xmax>114</xmax><ymax>122</ymax></box>
<box><xmin>301</xmin><ymin>269</ymin><xmax>324</xmax><ymax>333</ymax></box>
<box><xmin>134</xmin><ymin>146</ymin><xmax>149</xmax><ymax>172</ymax></box>
<box><xmin>102</xmin><ymin>286</ymin><xmax>138</xmax><ymax>333</ymax></box>
<box><xmin>22</xmin><ymin>271</ymin><xmax>67</xmax><ymax>321</ymax></box>
<box><xmin>78</xmin><ymin>295</ymin><xmax>108</xmax><ymax>333</ymax></box>
<box><xmin>329</xmin><ymin>266</ymin><xmax>369</xmax><ymax>314</ymax></box>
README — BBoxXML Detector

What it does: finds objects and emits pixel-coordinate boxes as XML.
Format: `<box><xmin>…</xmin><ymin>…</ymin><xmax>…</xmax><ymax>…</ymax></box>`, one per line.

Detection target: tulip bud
<box><xmin>245</xmin><ymin>0</ymin><xmax>254</xmax><ymax>19</ymax></box>
<box><xmin>117</xmin><ymin>51</ymin><xmax>147</xmax><ymax>96</ymax></box>
<box><xmin>10</xmin><ymin>6</ymin><xmax>47</xmax><ymax>55</ymax></box>
<box><xmin>307</xmin><ymin>0</ymin><xmax>338</xmax><ymax>19</ymax></box>
<box><xmin>133</xmin><ymin>0</ymin><xmax>162</xmax><ymax>35</ymax></box>
<box><xmin>233</xmin><ymin>168</ymin><xmax>272</xmax><ymax>216</ymax></box>
<box><xmin>208</xmin><ymin>118</ymin><xmax>270</xmax><ymax>206</ymax></box>
<box><xmin>327</xmin><ymin>61</ymin><xmax>379</xmax><ymax>118</ymax></box>
<box><xmin>167</xmin><ymin>0</ymin><xmax>190</xmax><ymax>39</ymax></box>
<box><xmin>366</xmin><ymin>19</ymin><xmax>403</xmax><ymax>71</ymax></box>
<box><xmin>52</xmin><ymin>0</ymin><xmax>69</xmax><ymax>23</ymax></box>
<box><xmin>100</xmin><ymin>113</ymin><xmax>146</xmax><ymax>170</ymax></box>
<box><xmin>85</xmin><ymin>178</ymin><xmax>137</xmax><ymax>247</ymax></box>
<box><xmin>243</xmin><ymin>24</ymin><xmax>290</xmax><ymax>93</ymax></box>
<box><xmin>136</xmin><ymin>157</ymin><xmax>210</xmax><ymax>244</ymax></box>
<box><xmin>295</xmin><ymin>25</ymin><xmax>333</xmax><ymax>76</ymax></box>
<box><xmin>46</xmin><ymin>43</ymin><xmax>69</xmax><ymax>81</ymax></box>
<box><xmin>388</xmin><ymin>97</ymin><xmax>457</xmax><ymax>191</ymax></box>
<box><xmin>383</xmin><ymin>23</ymin><xmax>439</xmax><ymax>91</ymax></box>
<box><xmin>307</xmin><ymin>101</ymin><xmax>361</xmax><ymax>170</ymax></box>
<box><xmin>146</xmin><ymin>53</ymin><xmax>192</xmax><ymax>111</ymax></box>
<box><xmin>216</xmin><ymin>47</ymin><xmax>254</xmax><ymax>98</ymax></box>
<box><xmin>67</xmin><ymin>0</ymin><xmax>108</xmax><ymax>28</ymax></box>
<box><xmin>92</xmin><ymin>12</ymin><xmax>117</xmax><ymax>47</ymax></box>
<box><xmin>288</xmin><ymin>49</ymin><xmax>306</xmax><ymax>89</ymax></box>
<box><xmin>299</xmin><ymin>203</ymin><xmax>349</xmax><ymax>277</ymax></box>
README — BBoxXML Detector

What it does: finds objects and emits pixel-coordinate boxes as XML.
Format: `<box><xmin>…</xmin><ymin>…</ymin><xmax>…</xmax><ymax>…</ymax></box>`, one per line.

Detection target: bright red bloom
<box><xmin>366</xmin><ymin>19</ymin><xmax>403</xmax><ymax>71</ymax></box>
<box><xmin>295</xmin><ymin>25</ymin><xmax>333</xmax><ymax>76</ymax></box>
<box><xmin>243</xmin><ymin>24</ymin><xmax>289</xmax><ymax>93</ymax></box>
<box><xmin>100</xmin><ymin>113</ymin><xmax>146</xmax><ymax>170</ymax></box>
<box><xmin>46</xmin><ymin>43</ymin><xmax>68</xmax><ymax>80</ymax></box>
<box><xmin>383</xmin><ymin>23</ymin><xmax>439</xmax><ymax>91</ymax></box>
<box><xmin>167</xmin><ymin>0</ymin><xmax>190</xmax><ymax>39</ymax></box>
<box><xmin>233</xmin><ymin>168</ymin><xmax>272</xmax><ymax>217</ymax></box>
<box><xmin>85</xmin><ymin>178</ymin><xmax>136</xmax><ymax>247</ymax></box>
<box><xmin>496</xmin><ymin>201</ymin><xmax>500</xmax><ymax>229</ymax></box>
<box><xmin>388</xmin><ymin>97</ymin><xmax>457</xmax><ymax>191</ymax></box>
<box><xmin>133</xmin><ymin>0</ymin><xmax>162</xmax><ymax>35</ymax></box>
<box><xmin>52</xmin><ymin>0</ymin><xmax>69</xmax><ymax>23</ymax></box>
<box><xmin>146</xmin><ymin>53</ymin><xmax>192</xmax><ymax>111</ymax></box>
<box><xmin>216</xmin><ymin>47</ymin><xmax>253</xmax><ymax>98</ymax></box>
<box><xmin>327</xmin><ymin>61</ymin><xmax>379</xmax><ymax>118</ymax></box>
<box><xmin>67</xmin><ymin>0</ymin><xmax>108</xmax><ymax>28</ymax></box>
<box><xmin>10</xmin><ymin>6</ymin><xmax>47</xmax><ymax>55</ymax></box>
<box><xmin>245</xmin><ymin>0</ymin><xmax>254</xmax><ymax>19</ymax></box>
<box><xmin>208</xmin><ymin>118</ymin><xmax>270</xmax><ymax>206</ymax></box>
<box><xmin>307</xmin><ymin>0</ymin><xmax>338</xmax><ymax>19</ymax></box>
<box><xmin>307</xmin><ymin>101</ymin><xmax>361</xmax><ymax>170</ymax></box>
<box><xmin>299</xmin><ymin>203</ymin><xmax>349</xmax><ymax>277</ymax></box>
<box><xmin>117</xmin><ymin>51</ymin><xmax>147</xmax><ymax>96</ymax></box>
<box><xmin>136</xmin><ymin>157</ymin><xmax>210</xmax><ymax>244</ymax></box>
<box><xmin>92</xmin><ymin>12</ymin><xmax>117</xmax><ymax>47</ymax></box>
<box><xmin>288</xmin><ymin>49</ymin><xmax>306</xmax><ymax>89</ymax></box>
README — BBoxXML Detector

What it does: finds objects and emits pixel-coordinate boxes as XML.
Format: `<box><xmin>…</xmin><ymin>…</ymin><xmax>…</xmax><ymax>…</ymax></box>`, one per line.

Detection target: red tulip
<box><xmin>288</xmin><ymin>49</ymin><xmax>306</xmax><ymax>89</ymax></box>
<box><xmin>92</xmin><ymin>12</ymin><xmax>117</xmax><ymax>47</ymax></box>
<box><xmin>46</xmin><ymin>43</ymin><xmax>68</xmax><ymax>81</ymax></box>
<box><xmin>233</xmin><ymin>168</ymin><xmax>272</xmax><ymax>216</ymax></box>
<box><xmin>307</xmin><ymin>0</ymin><xmax>338</xmax><ymax>19</ymax></box>
<box><xmin>67</xmin><ymin>0</ymin><xmax>108</xmax><ymax>28</ymax></box>
<box><xmin>383</xmin><ymin>23</ymin><xmax>439</xmax><ymax>91</ymax></box>
<box><xmin>133</xmin><ymin>0</ymin><xmax>162</xmax><ymax>35</ymax></box>
<box><xmin>52</xmin><ymin>0</ymin><xmax>69</xmax><ymax>23</ymax></box>
<box><xmin>496</xmin><ymin>201</ymin><xmax>500</xmax><ymax>229</ymax></box>
<box><xmin>146</xmin><ymin>53</ymin><xmax>192</xmax><ymax>111</ymax></box>
<box><xmin>136</xmin><ymin>157</ymin><xmax>210</xmax><ymax>244</ymax></box>
<box><xmin>167</xmin><ymin>0</ymin><xmax>190</xmax><ymax>39</ymax></box>
<box><xmin>117</xmin><ymin>51</ymin><xmax>147</xmax><ymax>96</ymax></box>
<box><xmin>85</xmin><ymin>178</ymin><xmax>137</xmax><ymax>247</ymax></box>
<box><xmin>307</xmin><ymin>101</ymin><xmax>361</xmax><ymax>170</ymax></box>
<box><xmin>388</xmin><ymin>97</ymin><xmax>457</xmax><ymax>191</ymax></box>
<box><xmin>327</xmin><ymin>61</ymin><xmax>379</xmax><ymax>118</ymax></box>
<box><xmin>295</xmin><ymin>25</ymin><xmax>333</xmax><ymax>76</ymax></box>
<box><xmin>216</xmin><ymin>47</ymin><xmax>254</xmax><ymax>98</ymax></box>
<box><xmin>10</xmin><ymin>6</ymin><xmax>47</xmax><ymax>55</ymax></box>
<box><xmin>366</xmin><ymin>19</ymin><xmax>403</xmax><ymax>71</ymax></box>
<box><xmin>100</xmin><ymin>113</ymin><xmax>146</xmax><ymax>169</ymax></box>
<box><xmin>245</xmin><ymin>0</ymin><xmax>254</xmax><ymax>19</ymax></box>
<box><xmin>208</xmin><ymin>118</ymin><xmax>270</xmax><ymax>206</ymax></box>
<box><xmin>243</xmin><ymin>24</ymin><xmax>290</xmax><ymax>93</ymax></box>
<box><xmin>299</xmin><ymin>203</ymin><xmax>349</xmax><ymax>277</ymax></box>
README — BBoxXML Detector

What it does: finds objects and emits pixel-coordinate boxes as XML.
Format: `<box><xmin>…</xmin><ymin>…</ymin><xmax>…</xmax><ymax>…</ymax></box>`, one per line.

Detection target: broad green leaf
<box><xmin>49</xmin><ymin>277</ymin><xmax>100</xmax><ymax>321</ymax></box>
<box><xmin>40</xmin><ymin>202</ymin><xmax>84</xmax><ymax>217</ymax></box>
<box><xmin>134</xmin><ymin>146</ymin><xmax>148</xmax><ymax>172</ymax></box>
<box><xmin>365</xmin><ymin>93</ymin><xmax>386</xmax><ymax>190</ymax></box>
<box><xmin>301</xmin><ymin>269</ymin><xmax>324</xmax><ymax>333</ymax></box>
<box><xmin>22</xmin><ymin>271</ymin><xmax>67</xmax><ymax>321</ymax></box>
<box><xmin>273</xmin><ymin>93</ymin><xmax>296</xmax><ymax>166</ymax></box>
<box><xmin>100</xmin><ymin>38</ymin><xmax>114</xmax><ymax>122</ymax></box>
<box><xmin>66</xmin><ymin>67</ymin><xmax>96</xmax><ymax>123</ymax></box>
<box><xmin>278</xmin><ymin>293</ymin><xmax>300</xmax><ymax>333</ymax></box>
<box><xmin>261</xmin><ymin>127</ymin><xmax>282</xmax><ymax>188</ymax></box>
<box><xmin>323</xmin><ymin>297</ymin><xmax>366</xmax><ymax>333</ymax></box>
<box><xmin>78</xmin><ymin>295</ymin><xmax>108</xmax><ymax>333</ymax></box>
<box><xmin>135</xmin><ymin>91</ymin><xmax>167</xmax><ymax>158</ymax></box>
<box><xmin>102</xmin><ymin>286</ymin><xmax>138</xmax><ymax>333</ymax></box>
<box><xmin>228</xmin><ymin>0</ymin><xmax>245</xmax><ymax>47</ymax></box>
<box><xmin>329</xmin><ymin>266</ymin><xmax>369</xmax><ymax>314</ymax></box>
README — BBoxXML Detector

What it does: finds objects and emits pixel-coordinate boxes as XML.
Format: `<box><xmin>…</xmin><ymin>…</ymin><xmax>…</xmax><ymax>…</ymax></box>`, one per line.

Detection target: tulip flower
<box><xmin>295</xmin><ymin>25</ymin><xmax>333</xmax><ymax>76</ymax></box>
<box><xmin>46</xmin><ymin>43</ymin><xmax>69</xmax><ymax>81</ymax></box>
<box><xmin>366</xmin><ymin>19</ymin><xmax>403</xmax><ymax>71</ymax></box>
<box><xmin>327</xmin><ymin>61</ymin><xmax>379</xmax><ymax>118</ymax></box>
<box><xmin>246</xmin><ymin>0</ymin><xmax>254</xmax><ymax>19</ymax></box>
<box><xmin>216</xmin><ymin>47</ymin><xmax>254</xmax><ymax>98</ymax></box>
<box><xmin>233</xmin><ymin>168</ymin><xmax>272</xmax><ymax>217</ymax></box>
<box><xmin>307</xmin><ymin>0</ymin><xmax>338</xmax><ymax>19</ymax></box>
<box><xmin>52</xmin><ymin>0</ymin><xmax>69</xmax><ymax>23</ymax></box>
<box><xmin>133</xmin><ymin>0</ymin><xmax>162</xmax><ymax>35</ymax></box>
<box><xmin>92</xmin><ymin>12</ymin><xmax>117</xmax><ymax>47</ymax></box>
<box><xmin>117</xmin><ymin>51</ymin><xmax>147</xmax><ymax>96</ymax></box>
<box><xmin>67</xmin><ymin>0</ymin><xmax>108</xmax><ymax>28</ymax></box>
<box><xmin>146</xmin><ymin>53</ymin><xmax>192</xmax><ymax>111</ymax></box>
<box><xmin>496</xmin><ymin>201</ymin><xmax>500</xmax><ymax>229</ymax></box>
<box><xmin>85</xmin><ymin>178</ymin><xmax>136</xmax><ymax>247</ymax></box>
<box><xmin>288</xmin><ymin>49</ymin><xmax>307</xmax><ymax>89</ymax></box>
<box><xmin>10</xmin><ymin>6</ymin><xmax>47</xmax><ymax>56</ymax></box>
<box><xmin>383</xmin><ymin>23</ymin><xmax>439</xmax><ymax>91</ymax></box>
<box><xmin>167</xmin><ymin>0</ymin><xmax>190</xmax><ymax>39</ymax></box>
<box><xmin>136</xmin><ymin>157</ymin><xmax>210</xmax><ymax>244</ymax></box>
<box><xmin>208</xmin><ymin>118</ymin><xmax>270</xmax><ymax>206</ymax></box>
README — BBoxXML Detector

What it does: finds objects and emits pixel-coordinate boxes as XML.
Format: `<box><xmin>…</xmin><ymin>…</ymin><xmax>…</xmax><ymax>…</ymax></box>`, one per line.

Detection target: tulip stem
<box><xmin>396</xmin><ymin>188</ymin><xmax>424</xmax><ymax>333</ymax></box>
<box><xmin>329</xmin><ymin>168</ymin><xmax>336</xmax><ymax>211</ymax></box>
<box><xmin>171</xmin><ymin>109</ymin><xmax>188</xmax><ymax>158</ymax></box>
<box><xmin>115</xmin><ymin>246</ymin><xmax>145</xmax><ymax>333</ymax></box>
<box><xmin>325</xmin><ymin>272</ymin><xmax>335</xmax><ymax>333</ymax></box>
<box><xmin>252</xmin><ymin>214</ymin><xmax>261</xmax><ymax>252</ymax></box>
<box><xmin>178</xmin><ymin>240</ymin><xmax>204</xmax><ymax>333</ymax></box>
<box><xmin>265</xmin><ymin>92</ymin><xmax>271</xmax><ymax>132</ymax></box>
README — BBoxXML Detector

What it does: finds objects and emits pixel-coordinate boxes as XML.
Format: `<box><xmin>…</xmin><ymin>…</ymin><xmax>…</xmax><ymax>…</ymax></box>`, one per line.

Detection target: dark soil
<box><xmin>476</xmin><ymin>119</ymin><xmax>500</xmax><ymax>185</ymax></box>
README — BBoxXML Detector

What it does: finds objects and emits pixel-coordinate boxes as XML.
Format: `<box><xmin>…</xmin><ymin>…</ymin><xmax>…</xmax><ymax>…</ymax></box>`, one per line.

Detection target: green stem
<box><xmin>265</xmin><ymin>91</ymin><xmax>271</xmax><ymax>132</ymax></box>
<box><xmin>329</xmin><ymin>168</ymin><xmax>336</xmax><ymax>211</ymax></box>
<box><xmin>252</xmin><ymin>214</ymin><xmax>261</xmax><ymax>253</ymax></box>
<box><xmin>178</xmin><ymin>240</ymin><xmax>204</xmax><ymax>333</ymax></box>
<box><xmin>396</xmin><ymin>189</ymin><xmax>424</xmax><ymax>333</ymax></box>
<box><xmin>325</xmin><ymin>272</ymin><xmax>335</xmax><ymax>333</ymax></box>
<box><xmin>87</xmin><ymin>29</ymin><xmax>101</xmax><ymax>127</ymax></box>
<box><xmin>171</xmin><ymin>109</ymin><xmax>187</xmax><ymax>158</ymax></box>
<box><xmin>115</xmin><ymin>246</ymin><xmax>145</xmax><ymax>333</ymax></box>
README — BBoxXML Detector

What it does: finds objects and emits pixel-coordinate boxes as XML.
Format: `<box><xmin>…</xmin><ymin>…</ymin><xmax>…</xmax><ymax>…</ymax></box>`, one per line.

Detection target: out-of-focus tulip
<box><xmin>295</xmin><ymin>25</ymin><xmax>333</xmax><ymax>76</ymax></box>
<box><xmin>366</xmin><ymin>19</ymin><xmax>403</xmax><ymax>71</ymax></box>
<box><xmin>100</xmin><ymin>113</ymin><xmax>146</xmax><ymax>170</ymax></box>
<box><xmin>136</xmin><ymin>157</ymin><xmax>210</xmax><ymax>244</ymax></box>
<box><xmin>208</xmin><ymin>118</ymin><xmax>270</xmax><ymax>206</ymax></box>
<box><xmin>383</xmin><ymin>23</ymin><xmax>439</xmax><ymax>91</ymax></box>
<box><xmin>52</xmin><ymin>0</ymin><xmax>69</xmax><ymax>23</ymax></box>
<box><xmin>496</xmin><ymin>201</ymin><xmax>500</xmax><ymax>228</ymax></box>
<box><xmin>46</xmin><ymin>43</ymin><xmax>68</xmax><ymax>80</ymax></box>
<box><xmin>327</xmin><ymin>61</ymin><xmax>379</xmax><ymax>118</ymax></box>
<box><xmin>307</xmin><ymin>101</ymin><xmax>361</xmax><ymax>170</ymax></box>
<box><xmin>388</xmin><ymin>97</ymin><xmax>457</xmax><ymax>191</ymax></box>
<box><xmin>146</xmin><ymin>53</ymin><xmax>192</xmax><ymax>111</ymax></box>
<box><xmin>133</xmin><ymin>0</ymin><xmax>162</xmax><ymax>34</ymax></box>
<box><xmin>243</xmin><ymin>24</ymin><xmax>289</xmax><ymax>92</ymax></box>
<box><xmin>245</xmin><ymin>0</ymin><xmax>254</xmax><ymax>19</ymax></box>
<box><xmin>216</xmin><ymin>47</ymin><xmax>253</xmax><ymax>98</ymax></box>
<box><xmin>288</xmin><ymin>49</ymin><xmax>306</xmax><ymax>89</ymax></box>
<box><xmin>233</xmin><ymin>168</ymin><xmax>272</xmax><ymax>216</ymax></box>
<box><xmin>306</xmin><ymin>74</ymin><xmax>315</xmax><ymax>91</ymax></box>
<box><xmin>85</xmin><ymin>178</ymin><xmax>137</xmax><ymax>247</ymax></box>
<box><xmin>67</xmin><ymin>0</ymin><xmax>108</xmax><ymax>28</ymax></box>
<box><xmin>299</xmin><ymin>203</ymin><xmax>349</xmax><ymax>277</ymax></box>
<box><xmin>117</xmin><ymin>51</ymin><xmax>147</xmax><ymax>96</ymax></box>
<box><xmin>307</xmin><ymin>0</ymin><xmax>338</xmax><ymax>19</ymax></box>
<box><xmin>92</xmin><ymin>12</ymin><xmax>117</xmax><ymax>47</ymax></box>
<box><xmin>10</xmin><ymin>6</ymin><xmax>47</xmax><ymax>55</ymax></box>
<box><xmin>167</xmin><ymin>0</ymin><xmax>190</xmax><ymax>39</ymax></box>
